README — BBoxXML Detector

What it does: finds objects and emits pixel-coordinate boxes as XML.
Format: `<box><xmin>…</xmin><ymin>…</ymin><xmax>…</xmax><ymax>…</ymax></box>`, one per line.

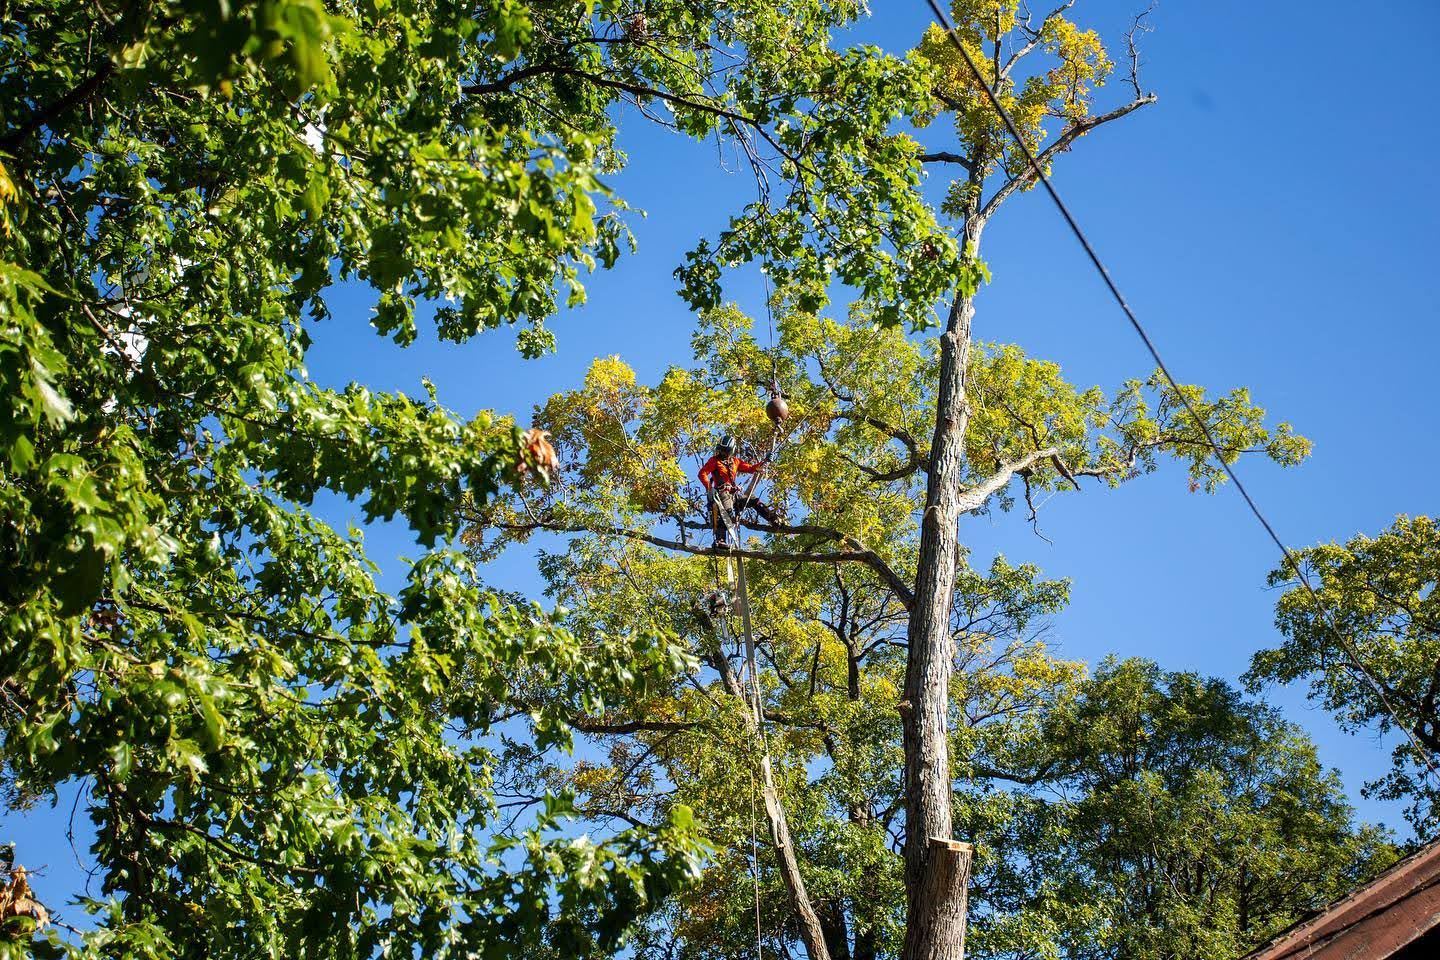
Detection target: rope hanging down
<box><xmin>919</xmin><ymin>0</ymin><xmax>1440</xmax><ymax>782</ymax></box>
<box><xmin>710</xmin><ymin>413</ymin><xmax>786</xmax><ymax>960</ymax></box>
<box><xmin>709</xmin><ymin>261</ymin><xmax>803</xmax><ymax>958</ymax></box>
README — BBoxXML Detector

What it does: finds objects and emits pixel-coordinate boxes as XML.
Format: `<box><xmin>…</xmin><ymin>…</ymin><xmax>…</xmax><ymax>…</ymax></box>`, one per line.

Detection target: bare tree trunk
<box><xmin>901</xmin><ymin>219</ymin><xmax>984</xmax><ymax>960</ymax></box>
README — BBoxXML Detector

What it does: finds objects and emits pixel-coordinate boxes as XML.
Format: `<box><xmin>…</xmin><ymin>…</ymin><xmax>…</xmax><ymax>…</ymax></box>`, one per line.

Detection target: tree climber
<box><xmin>699</xmin><ymin>434</ymin><xmax>778</xmax><ymax>544</ymax></box>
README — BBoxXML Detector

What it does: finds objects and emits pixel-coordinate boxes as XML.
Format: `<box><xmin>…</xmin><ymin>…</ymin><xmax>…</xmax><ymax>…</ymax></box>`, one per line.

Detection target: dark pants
<box><xmin>709</xmin><ymin>487</ymin><xmax>778</xmax><ymax>543</ymax></box>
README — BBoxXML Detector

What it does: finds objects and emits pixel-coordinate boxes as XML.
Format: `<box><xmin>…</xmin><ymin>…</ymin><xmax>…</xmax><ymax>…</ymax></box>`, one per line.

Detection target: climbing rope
<box><xmin>706</xmin><ymin>413</ymin><xmax>785</xmax><ymax>960</ymax></box>
<box><xmin>750</xmin><ymin>770</ymin><xmax>764</xmax><ymax>960</ymax></box>
<box><xmin>701</xmin><ymin>257</ymin><xmax>797</xmax><ymax>959</ymax></box>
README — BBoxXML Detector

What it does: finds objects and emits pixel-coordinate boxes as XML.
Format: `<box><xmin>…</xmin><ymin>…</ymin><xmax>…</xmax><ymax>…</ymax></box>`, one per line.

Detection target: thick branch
<box><xmin>954</xmin><ymin>447</ymin><xmax>1058</xmax><ymax>513</ymax></box>
<box><xmin>486</xmin><ymin>517</ymin><xmax>916</xmax><ymax>609</ymax></box>
<box><xmin>705</xmin><ymin>651</ymin><xmax>833</xmax><ymax>960</ymax></box>
<box><xmin>918</xmin><ymin>150</ymin><xmax>974</xmax><ymax>173</ymax></box>
<box><xmin>969</xmin><ymin>761</ymin><xmax>1065</xmax><ymax>787</ymax></box>
<box><xmin>833</xmin><ymin>411</ymin><xmax>929</xmax><ymax>481</ymax></box>
<box><xmin>569</xmin><ymin>717</ymin><xmax>699</xmax><ymax>735</ymax></box>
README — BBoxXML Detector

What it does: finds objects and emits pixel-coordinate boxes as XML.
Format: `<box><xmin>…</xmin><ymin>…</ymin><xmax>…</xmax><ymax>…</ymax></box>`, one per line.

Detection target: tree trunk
<box><xmin>819</xmin><ymin>896</ymin><xmax>854</xmax><ymax>960</ymax></box>
<box><xmin>901</xmin><ymin>220</ymin><xmax>984</xmax><ymax>960</ymax></box>
<box><xmin>854</xmin><ymin>924</ymin><xmax>878</xmax><ymax>960</ymax></box>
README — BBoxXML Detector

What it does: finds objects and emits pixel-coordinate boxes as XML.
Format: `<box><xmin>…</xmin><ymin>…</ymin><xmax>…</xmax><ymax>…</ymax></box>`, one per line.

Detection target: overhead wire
<box><xmin>919</xmin><ymin>0</ymin><xmax>1440</xmax><ymax>783</ymax></box>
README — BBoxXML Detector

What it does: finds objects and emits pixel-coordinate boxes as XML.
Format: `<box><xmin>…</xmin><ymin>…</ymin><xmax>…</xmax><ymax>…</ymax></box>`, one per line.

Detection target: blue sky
<box><xmin>324</xmin><ymin>0</ymin><xmax>1440</xmax><ymax>825</ymax></box>
<box><xmin>9</xmin><ymin>0</ymin><xmax>1440</xmax><ymax>919</ymax></box>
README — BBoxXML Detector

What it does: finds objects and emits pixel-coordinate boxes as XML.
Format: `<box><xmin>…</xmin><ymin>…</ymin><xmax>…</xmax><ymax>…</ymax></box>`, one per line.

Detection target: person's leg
<box><xmin>746</xmin><ymin>498</ymin><xmax>779</xmax><ymax>525</ymax></box>
<box><xmin>713</xmin><ymin>488</ymin><xmax>737</xmax><ymax>544</ymax></box>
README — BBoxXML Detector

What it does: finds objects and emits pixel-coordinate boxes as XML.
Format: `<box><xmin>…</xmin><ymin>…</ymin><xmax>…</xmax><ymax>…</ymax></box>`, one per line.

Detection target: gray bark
<box><xmin>900</xmin><ymin>217</ymin><xmax>985</xmax><ymax>960</ymax></box>
<box><xmin>758</xmin><ymin>752</ymin><xmax>831</xmax><ymax>960</ymax></box>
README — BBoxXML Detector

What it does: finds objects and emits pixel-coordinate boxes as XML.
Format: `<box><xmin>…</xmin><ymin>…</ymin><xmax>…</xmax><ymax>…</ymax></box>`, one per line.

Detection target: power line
<box><xmin>919</xmin><ymin>0</ymin><xmax>1440</xmax><ymax>782</ymax></box>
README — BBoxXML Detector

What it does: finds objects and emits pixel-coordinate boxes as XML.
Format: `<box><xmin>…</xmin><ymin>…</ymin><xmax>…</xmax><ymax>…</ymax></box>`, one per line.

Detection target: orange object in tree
<box><xmin>699</xmin><ymin>454</ymin><xmax>761</xmax><ymax>491</ymax></box>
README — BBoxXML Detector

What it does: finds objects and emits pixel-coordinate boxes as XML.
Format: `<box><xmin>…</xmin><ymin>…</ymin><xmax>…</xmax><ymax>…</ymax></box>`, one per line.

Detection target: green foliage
<box><xmin>470</xmin><ymin>306</ymin><xmax>1305</xmax><ymax>557</ymax></box>
<box><xmin>1248</xmin><ymin>515</ymin><xmax>1440</xmax><ymax>833</ymax></box>
<box><xmin>963</xmin><ymin>658</ymin><xmax>1395</xmax><ymax>960</ymax></box>
<box><xmin>673</xmin><ymin>40</ymin><xmax>980</xmax><ymax>331</ymax></box>
<box><xmin>0</xmin><ymin>0</ymin><xmax>1368</xmax><ymax>956</ymax></box>
<box><xmin>674</xmin><ymin>0</ymin><xmax>1158</xmax><ymax>329</ymax></box>
<box><xmin>1</xmin><ymin>0</ymin><xmax>927</xmax><ymax>954</ymax></box>
<box><xmin>460</xmin><ymin>303</ymin><xmax>1324</xmax><ymax>959</ymax></box>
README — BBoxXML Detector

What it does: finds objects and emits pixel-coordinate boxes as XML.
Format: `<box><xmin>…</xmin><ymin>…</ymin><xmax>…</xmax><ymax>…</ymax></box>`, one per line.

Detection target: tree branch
<box><xmin>1</xmin><ymin>55</ymin><xmax>117</xmax><ymax>154</ymax></box>
<box><xmin>1125</xmin><ymin>3</ymin><xmax>1158</xmax><ymax>100</ymax></box>
<box><xmin>918</xmin><ymin>150</ymin><xmax>973</xmax><ymax>173</ymax></box>
<box><xmin>979</xmin><ymin>94</ymin><xmax>1156</xmax><ymax>221</ymax></box>
<box><xmin>1002</xmin><ymin>2</ymin><xmax>1076</xmax><ymax>79</ymax></box>
<box><xmin>955</xmin><ymin>447</ymin><xmax>1058</xmax><ymax>513</ymax></box>
<box><xmin>569</xmin><ymin>717</ymin><xmax>700</xmax><ymax>735</ymax></box>
<box><xmin>833</xmin><ymin>411</ymin><xmax>929</xmax><ymax>481</ymax></box>
<box><xmin>483</xmin><ymin>517</ymin><xmax>916</xmax><ymax>609</ymax></box>
<box><xmin>463</xmin><ymin>63</ymin><xmax>808</xmax><ymax>172</ymax></box>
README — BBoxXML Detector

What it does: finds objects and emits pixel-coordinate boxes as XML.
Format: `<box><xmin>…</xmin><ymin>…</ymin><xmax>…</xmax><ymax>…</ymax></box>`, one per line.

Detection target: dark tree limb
<box><xmin>482</xmin><ymin>516</ymin><xmax>916</xmax><ymax>609</ymax></box>
<box><xmin>833</xmin><ymin>411</ymin><xmax>929</xmax><ymax>481</ymax></box>
<box><xmin>918</xmin><ymin>150</ymin><xmax>973</xmax><ymax>172</ymax></box>
<box><xmin>568</xmin><ymin>717</ymin><xmax>700</xmax><ymax>735</ymax></box>
<box><xmin>1</xmin><ymin>56</ymin><xmax>118</xmax><ymax>154</ymax></box>
<box><xmin>464</xmin><ymin>63</ymin><xmax>808</xmax><ymax>172</ymax></box>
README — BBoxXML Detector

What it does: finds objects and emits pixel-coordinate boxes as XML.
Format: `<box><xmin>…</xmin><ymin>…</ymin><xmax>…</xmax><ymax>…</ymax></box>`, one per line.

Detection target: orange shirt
<box><xmin>699</xmin><ymin>455</ymin><xmax>760</xmax><ymax>490</ymax></box>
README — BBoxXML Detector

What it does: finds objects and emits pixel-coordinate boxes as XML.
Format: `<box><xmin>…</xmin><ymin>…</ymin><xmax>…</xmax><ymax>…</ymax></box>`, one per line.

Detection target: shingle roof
<box><xmin>1243</xmin><ymin>840</ymin><xmax>1440</xmax><ymax>960</ymax></box>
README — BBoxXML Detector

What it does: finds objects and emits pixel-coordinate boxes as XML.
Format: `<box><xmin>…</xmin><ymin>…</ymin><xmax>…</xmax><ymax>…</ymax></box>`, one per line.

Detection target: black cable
<box><xmin>921</xmin><ymin>0</ymin><xmax>1440</xmax><ymax>781</ymax></box>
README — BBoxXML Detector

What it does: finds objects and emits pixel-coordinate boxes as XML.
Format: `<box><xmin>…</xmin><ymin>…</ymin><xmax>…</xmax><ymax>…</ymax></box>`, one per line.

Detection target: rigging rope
<box><xmin>761</xmin><ymin>259</ymin><xmax>781</xmax><ymax>396</ymax></box>
<box><xmin>712</xmin><ymin>409</ymin><xmax>790</xmax><ymax>960</ymax></box>
<box><xmin>712</xmin><ymin>248</ymin><xmax>791</xmax><ymax>958</ymax></box>
<box><xmin>751</xmin><ymin>769</ymin><xmax>764</xmax><ymax>960</ymax></box>
<box><xmin>919</xmin><ymin>0</ymin><xmax>1440</xmax><ymax>783</ymax></box>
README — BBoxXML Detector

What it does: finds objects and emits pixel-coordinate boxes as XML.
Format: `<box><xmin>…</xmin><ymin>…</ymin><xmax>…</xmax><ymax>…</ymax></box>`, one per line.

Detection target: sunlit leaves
<box><xmin>915</xmin><ymin>1</ymin><xmax>1115</xmax><ymax>187</ymax></box>
<box><xmin>460</xmin><ymin>300</ymin><xmax>1313</xmax><ymax>958</ymax></box>
<box><xmin>1248</xmin><ymin>516</ymin><xmax>1440</xmax><ymax>832</ymax></box>
<box><xmin>962</xmin><ymin>659</ymin><xmax>1396</xmax><ymax>960</ymax></box>
<box><xmin>0</xmin><ymin>0</ymin><xmax>890</xmax><ymax>954</ymax></box>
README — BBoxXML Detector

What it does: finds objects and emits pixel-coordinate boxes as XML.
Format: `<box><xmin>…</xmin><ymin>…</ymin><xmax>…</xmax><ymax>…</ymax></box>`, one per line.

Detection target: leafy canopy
<box><xmin>965</xmin><ymin>658</ymin><xmax>1395</xmax><ymax>960</ymax></box>
<box><xmin>1249</xmin><ymin>515</ymin><xmax>1440</xmax><ymax>833</ymax></box>
<box><xmin>0</xmin><ymin>0</ymin><xmax>947</xmax><ymax>955</ymax></box>
<box><xmin>461</xmin><ymin>301</ymin><xmax>1324</xmax><ymax>960</ymax></box>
